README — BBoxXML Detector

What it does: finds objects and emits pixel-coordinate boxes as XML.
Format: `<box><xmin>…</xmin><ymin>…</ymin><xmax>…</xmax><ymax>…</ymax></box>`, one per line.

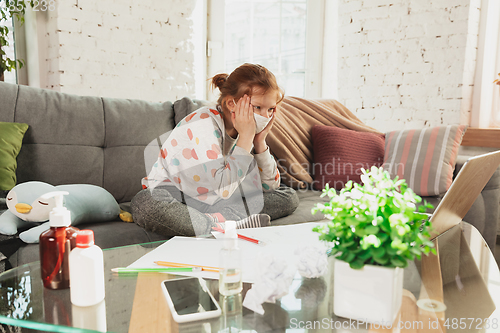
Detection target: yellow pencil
<box><xmin>154</xmin><ymin>261</ymin><xmax>220</xmax><ymax>273</ymax></box>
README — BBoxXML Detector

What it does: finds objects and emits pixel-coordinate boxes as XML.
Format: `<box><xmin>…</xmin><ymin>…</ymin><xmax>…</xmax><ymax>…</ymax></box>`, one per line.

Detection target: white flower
<box><xmin>350</xmin><ymin>189</ymin><xmax>363</xmax><ymax>200</ymax></box>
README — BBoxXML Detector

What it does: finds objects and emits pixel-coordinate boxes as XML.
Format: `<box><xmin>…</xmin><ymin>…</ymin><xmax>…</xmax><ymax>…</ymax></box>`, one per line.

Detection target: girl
<box><xmin>131</xmin><ymin>63</ymin><xmax>299</xmax><ymax>237</ymax></box>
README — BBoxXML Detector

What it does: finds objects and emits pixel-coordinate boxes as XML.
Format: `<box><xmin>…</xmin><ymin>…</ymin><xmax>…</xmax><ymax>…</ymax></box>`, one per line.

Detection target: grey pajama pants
<box><xmin>130</xmin><ymin>185</ymin><xmax>299</xmax><ymax>238</ymax></box>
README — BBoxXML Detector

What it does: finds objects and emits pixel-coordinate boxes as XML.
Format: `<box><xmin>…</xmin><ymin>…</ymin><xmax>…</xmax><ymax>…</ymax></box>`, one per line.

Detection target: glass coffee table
<box><xmin>0</xmin><ymin>221</ymin><xmax>499</xmax><ymax>332</ymax></box>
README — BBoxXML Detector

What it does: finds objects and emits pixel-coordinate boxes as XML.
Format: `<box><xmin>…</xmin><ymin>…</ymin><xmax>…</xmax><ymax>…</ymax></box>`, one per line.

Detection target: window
<box><xmin>471</xmin><ymin>0</ymin><xmax>500</xmax><ymax>128</ymax></box>
<box><xmin>0</xmin><ymin>16</ymin><xmax>18</xmax><ymax>84</ymax></box>
<box><xmin>207</xmin><ymin>0</ymin><xmax>327</xmax><ymax>99</ymax></box>
<box><xmin>225</xmin><ymin>0</ymin><xmax>307</xmax><ymax>97</ymax></box>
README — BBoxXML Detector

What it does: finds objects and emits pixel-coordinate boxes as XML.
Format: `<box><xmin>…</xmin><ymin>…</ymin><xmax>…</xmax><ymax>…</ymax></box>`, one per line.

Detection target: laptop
<box><xmin>429</xmin><ymin>150</ymin><xmax>500</xmax><ymax>238</ymax></box>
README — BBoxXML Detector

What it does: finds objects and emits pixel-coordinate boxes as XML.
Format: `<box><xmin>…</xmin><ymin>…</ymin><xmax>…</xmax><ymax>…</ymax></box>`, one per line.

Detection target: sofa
<box><xmin>0</xmin><ymin>82</ymin><xmax>499</xmax><ymax>269</ymax></box>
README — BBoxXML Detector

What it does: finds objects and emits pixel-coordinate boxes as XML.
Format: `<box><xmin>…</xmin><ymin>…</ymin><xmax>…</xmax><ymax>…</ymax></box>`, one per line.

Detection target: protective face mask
<box><xmin>232</xmin><ymin>99</ymin><xmax>273</xmax><ymax>133</ymax></box>
<box><xmin>254</xmin><ymin>112</ymin><xmax>273</xmax><ymax>134</ymax></box>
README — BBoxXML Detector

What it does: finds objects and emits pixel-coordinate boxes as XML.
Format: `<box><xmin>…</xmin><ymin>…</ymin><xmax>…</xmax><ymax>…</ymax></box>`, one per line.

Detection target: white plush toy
<box><xmin>0</xmin><ymin>181</ymin><xmax>133</xmax><ymax>243</ymax></box>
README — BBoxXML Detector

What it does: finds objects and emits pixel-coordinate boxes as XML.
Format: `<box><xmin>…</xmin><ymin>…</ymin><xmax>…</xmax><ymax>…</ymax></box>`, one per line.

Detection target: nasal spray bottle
<box><xmin>219</xmin><ymin>221</ymin><xmax>242</xmax><ymax>296</ymax></box>
<box><xmin>39</xmin><ymin>191</ymin><xmax>79</xmax><ymax>290</ymax></box>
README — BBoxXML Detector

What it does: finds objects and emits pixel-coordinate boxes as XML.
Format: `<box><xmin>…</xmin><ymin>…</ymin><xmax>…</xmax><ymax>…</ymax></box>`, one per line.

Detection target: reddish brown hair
<box><xmin>210</xmin><ymin>63</ymin><xmax>284</xmax><ymax>111</ymax></box>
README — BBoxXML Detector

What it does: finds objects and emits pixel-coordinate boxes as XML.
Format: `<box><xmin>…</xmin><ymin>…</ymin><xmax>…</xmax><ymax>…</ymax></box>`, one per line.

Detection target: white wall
<box><xmin>337</xmin><ymin>0</ymin><xmax>480</xmax><ymax>132</ymax></box>
<box><xmin>24</xmin><ymin>0</ymin><xmax>486</xmax><ymax>117</ymax></box>
<box><xmin>36</xmin><ymin>0</ymin><xmax>198</xmax><ymax>103</ymax></box>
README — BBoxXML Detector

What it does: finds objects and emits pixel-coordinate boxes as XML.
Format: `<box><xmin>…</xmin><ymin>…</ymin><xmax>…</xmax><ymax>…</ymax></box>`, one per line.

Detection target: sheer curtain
<box><xmin>491</xmin><ymin>44</ymin><xmax>500</xmax><ymax>127</ymax></box>
<box><xmin>471</xmin><ymin>0</ymin><xmax>500</xmax><ymax>129</ymax></box>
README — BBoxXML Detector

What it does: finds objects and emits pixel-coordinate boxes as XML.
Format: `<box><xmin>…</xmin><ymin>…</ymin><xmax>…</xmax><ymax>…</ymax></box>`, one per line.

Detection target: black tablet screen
<box><xmin>163</xmin><ymin>278</ymin><xmax>218</xmax><ymax>315</ymax></box>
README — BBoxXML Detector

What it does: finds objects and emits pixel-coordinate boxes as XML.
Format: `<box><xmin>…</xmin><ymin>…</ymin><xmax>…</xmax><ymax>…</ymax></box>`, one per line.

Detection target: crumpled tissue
<box><xmin>242</xmin><ymin>255</ymin><xmax>295</xmax><ymax>315</ymax></box>
<box><xmin>295</xmin><ymin>245</ymin><xmax>329</xmax><ymax>278</ymax></box>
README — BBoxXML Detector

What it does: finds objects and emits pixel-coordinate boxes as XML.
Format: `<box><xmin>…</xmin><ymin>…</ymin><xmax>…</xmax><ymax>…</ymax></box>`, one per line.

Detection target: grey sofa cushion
<box><xmin>173</xmin><ymin>97</ymin><xmax>215</xmax><ymax>125</ymax></box>
<box><xmin>271</xmin><ymin>189</ymin><xmax>330</xmax><ymax>225</ymax></box>
<box><xmin>0</xmin><ymin>82</ymin><xmax>17</xmax><ymax>122</ymax></box>
<box><xmin>15</xmin><ymin>86</ymin><xmax>105</xmax><ymax>146</ymax></box>
<box><xmin>17</xmin><ymin>145</ymin><xmax>104</xmax><ymax>187</ymax></box>
<box><xmin>103</xmin><ymin>98</ymin><xmax>175</xmax><ymax>147</ymax></box>
<box><xmin>104</xmin><ymin>147</ymin><xmax>149</xmax><ymax>203</ymax></box>
<box><xmin>0</xmin><ymin>82</ymin><xmax>176</xmax><ymax>203</ymax></box>
<box><xmin>101</xmin><ymin>97</ymin><xmax>176</xmax><ymax>202</ymax></box>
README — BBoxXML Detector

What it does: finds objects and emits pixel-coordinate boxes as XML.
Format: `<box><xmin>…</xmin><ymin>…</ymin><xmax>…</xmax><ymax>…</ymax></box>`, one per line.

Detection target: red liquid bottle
<box><xmin>39</xmin><ymin>191</ymin><xmax>79</xmax><ymax>290</ymax></box>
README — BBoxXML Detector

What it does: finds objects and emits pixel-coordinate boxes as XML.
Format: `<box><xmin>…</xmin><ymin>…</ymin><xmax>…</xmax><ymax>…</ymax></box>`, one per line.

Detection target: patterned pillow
<box><xmin>312</xmin><ymin>125</ymin><xmax>385</xmax><ymax>191</ymax></box>
<box><xmin>383</xmin><ymin>125</ymin><xmax>467</xmax><ymax>196</ymax></box>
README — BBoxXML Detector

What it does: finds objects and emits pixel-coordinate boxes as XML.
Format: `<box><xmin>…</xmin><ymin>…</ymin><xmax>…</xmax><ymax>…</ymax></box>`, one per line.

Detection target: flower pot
<box><xmin>333</xmin><ymin>258</ymin><xmax>404</xmax><ymax>325</ymax></box>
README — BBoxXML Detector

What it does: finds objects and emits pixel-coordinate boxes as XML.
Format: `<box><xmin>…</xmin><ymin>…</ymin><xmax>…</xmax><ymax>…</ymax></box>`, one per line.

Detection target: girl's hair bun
<box><xmin>211</xmin><ymin>73</ymin><xmax>229</xmax><ymax>90</ymax></box>
<box><xmin>211</xmin><ymin>63</ymin><xmax>284</xmax><ymax>107</ymax></box>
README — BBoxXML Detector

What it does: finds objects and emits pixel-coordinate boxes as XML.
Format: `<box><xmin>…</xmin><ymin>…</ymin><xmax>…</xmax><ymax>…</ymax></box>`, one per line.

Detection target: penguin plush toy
<box><xmin>0</xmin><ymin>181</ymin><xmax>133</xmax><ymax>243</ymax></box>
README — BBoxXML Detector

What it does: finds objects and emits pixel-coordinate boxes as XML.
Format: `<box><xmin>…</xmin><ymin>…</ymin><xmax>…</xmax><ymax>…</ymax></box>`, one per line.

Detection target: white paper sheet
<box><xmin>127</xmin><ymin>222</ymin><xmax>326</xmax><ymax>283</ymax></box>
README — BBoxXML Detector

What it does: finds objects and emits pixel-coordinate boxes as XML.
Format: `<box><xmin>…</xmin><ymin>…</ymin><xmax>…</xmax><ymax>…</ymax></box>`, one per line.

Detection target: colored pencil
<box><xmin>111</xmin><ymin>267</ymin><xmax>201</xmax><ymax>273</ymax></box>
<box><xmin>212</xmin><ymin>227</ymin><xmax>263</xmax><ymax>245</ymax></box>
<box><xmin>154</xmin><ymin>261</ymin><xmax>220</xmax><ymax>272</ymax></box>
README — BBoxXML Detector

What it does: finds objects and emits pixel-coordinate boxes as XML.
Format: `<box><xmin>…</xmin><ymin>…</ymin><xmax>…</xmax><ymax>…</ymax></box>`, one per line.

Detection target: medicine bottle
<box><xmin>219</xmin><ymin>294</ymin><xmax>242</xmax><ymax>332</ymax></box>
<box><xmin>39</xmin><ymin>191</ymin><xmax>79</xmax><ymax>290</ymax></box>
<box><xmin>69</xmin><ymin>229</ymin><xmax>105</xmax><ymax>307</ymax></box>
<box><xmin>219</xmin><ymin>221</ymin><xmax>242</xmax><ymax>296</ymax></box>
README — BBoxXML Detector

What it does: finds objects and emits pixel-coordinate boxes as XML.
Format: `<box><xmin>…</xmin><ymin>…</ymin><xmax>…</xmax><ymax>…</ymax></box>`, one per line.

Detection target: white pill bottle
<box><xmin>69</xmin><ymin>229</ymin><xmax>105</xmax><ymax>307</ymax></box>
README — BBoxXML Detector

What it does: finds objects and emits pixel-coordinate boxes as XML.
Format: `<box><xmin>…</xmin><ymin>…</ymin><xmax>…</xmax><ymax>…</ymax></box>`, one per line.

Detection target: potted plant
<box><xmin>0</xmin><ymin>1</ymin><xmax>34</xmax><ymax>81</ymax></box>
<box><xmin>312</xmin><ymin>166</ymin><xmax>435</xmax><ymax>325</ymax></box>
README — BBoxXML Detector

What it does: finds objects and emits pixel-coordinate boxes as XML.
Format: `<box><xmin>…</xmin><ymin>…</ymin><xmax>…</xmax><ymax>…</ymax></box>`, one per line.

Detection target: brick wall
<box><xmin>44</xmin><ymin>0</ymin><xmax>196</xmax><ymax>102</ymax></box>
<box><xmin>338</xmin><ymin>0</ymin><xmax>481</xmax><ymax>132</ymax></box>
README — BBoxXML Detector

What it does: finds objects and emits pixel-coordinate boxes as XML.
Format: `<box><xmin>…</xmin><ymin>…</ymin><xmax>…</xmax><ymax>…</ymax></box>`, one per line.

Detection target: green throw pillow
<box><xmin>0</xmin><ymin>122</ymin><xmax>29</xmax><ymax>191</ymax></box>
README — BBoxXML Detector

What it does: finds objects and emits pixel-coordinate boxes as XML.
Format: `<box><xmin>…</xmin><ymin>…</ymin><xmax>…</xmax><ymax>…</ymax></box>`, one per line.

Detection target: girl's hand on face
<box><xmin>253</xmin><ymin>108</ymin><xmax>276</xmax><ymax>154</ymax></box>
<box><xmin>232</xmin><ymin>95</ymin><xmax>256</xmax><ymax>139</ymax></box>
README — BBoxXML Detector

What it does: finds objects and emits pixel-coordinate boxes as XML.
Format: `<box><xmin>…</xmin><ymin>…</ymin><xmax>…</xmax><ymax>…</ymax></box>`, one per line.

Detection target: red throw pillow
<box><xmin>312</xmin><ymin>125</ymin><xmax>385</xmax><ymax>191</ymax></box>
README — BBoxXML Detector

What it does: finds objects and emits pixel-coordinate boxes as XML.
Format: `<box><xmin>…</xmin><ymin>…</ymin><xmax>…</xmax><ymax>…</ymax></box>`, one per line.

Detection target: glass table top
<box><xmin>0</xmin><ymin>222</ymin><xmax>499</xmax><ymax>333</ymax></box>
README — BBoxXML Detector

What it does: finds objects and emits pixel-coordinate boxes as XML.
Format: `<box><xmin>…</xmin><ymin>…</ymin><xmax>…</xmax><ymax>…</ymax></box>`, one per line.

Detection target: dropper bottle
<box><xmin>39</xmin><ymin>191</ymin><xmax>79</xmax><ymax>290</ymax></box>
